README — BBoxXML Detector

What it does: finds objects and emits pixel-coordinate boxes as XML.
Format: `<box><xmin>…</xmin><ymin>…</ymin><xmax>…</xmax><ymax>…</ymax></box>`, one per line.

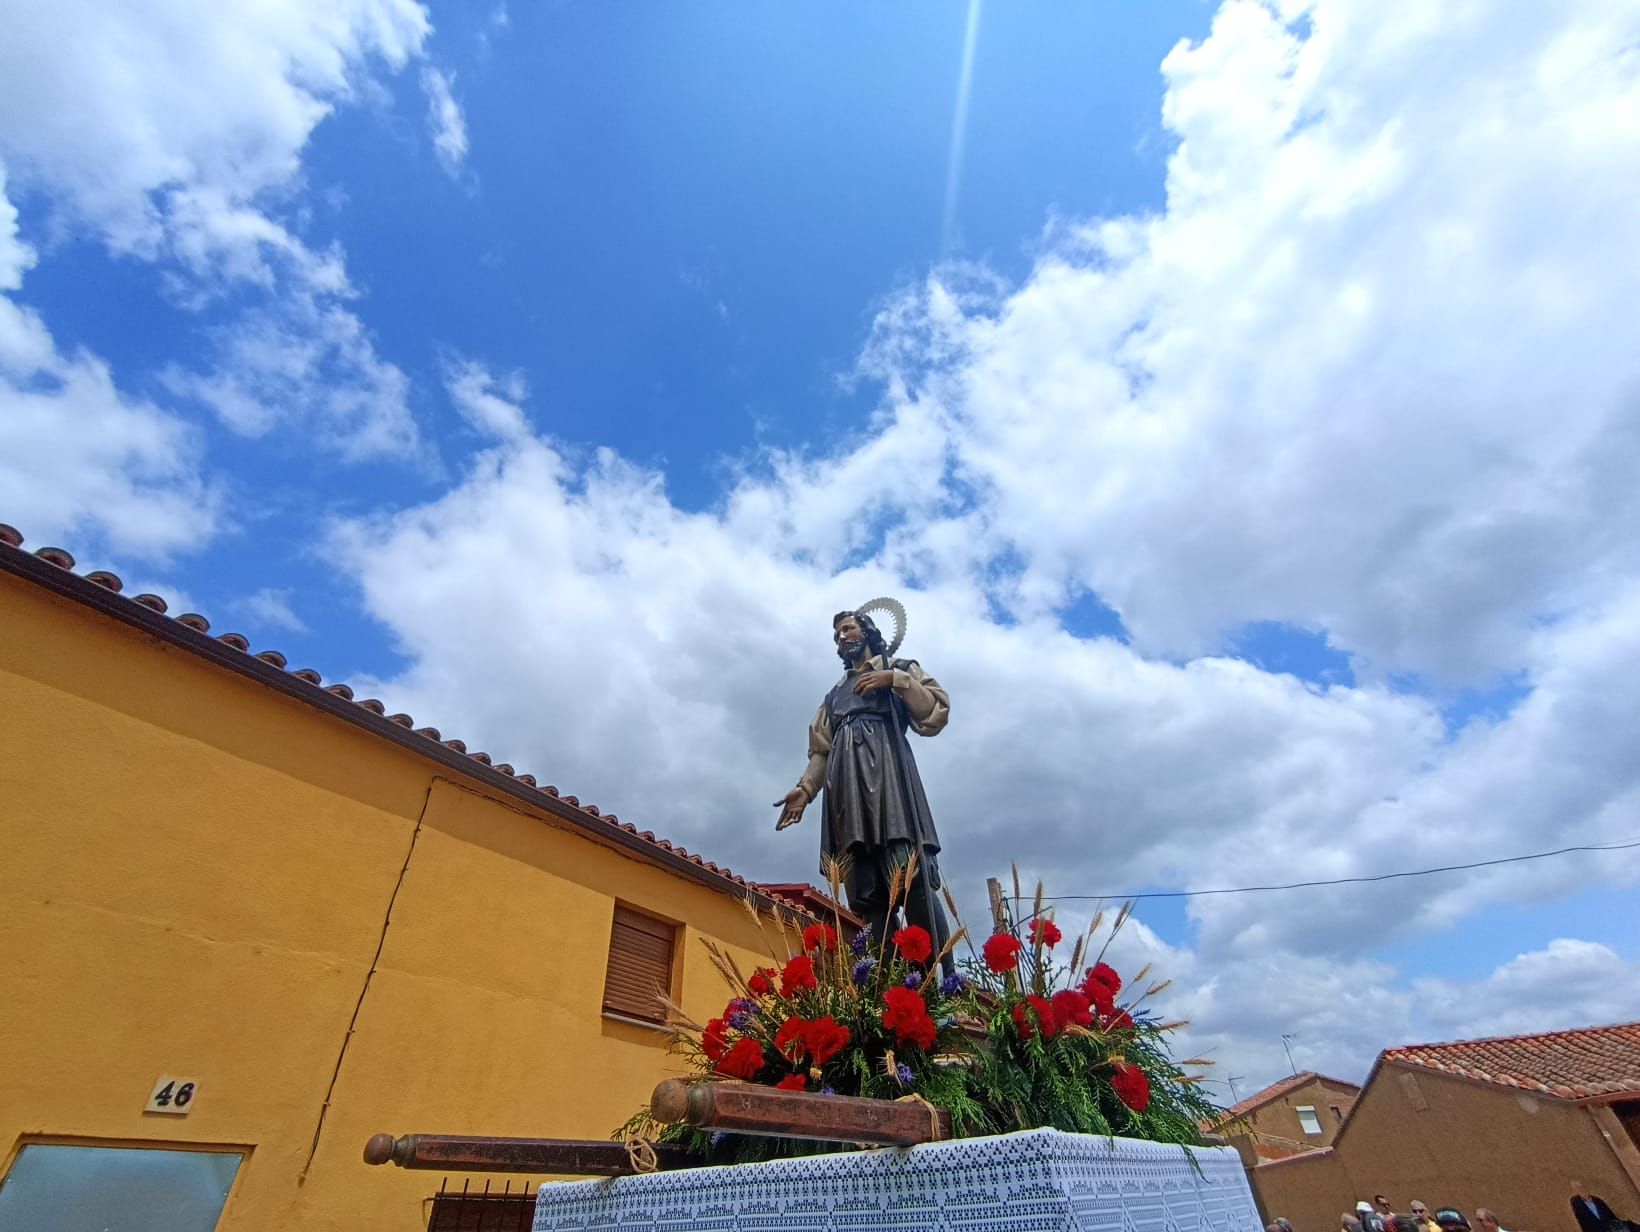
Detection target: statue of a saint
<box><xmin>775</xmin><ymin>605</ymin><xmax>954</xmax><ymax>971</ymax></box>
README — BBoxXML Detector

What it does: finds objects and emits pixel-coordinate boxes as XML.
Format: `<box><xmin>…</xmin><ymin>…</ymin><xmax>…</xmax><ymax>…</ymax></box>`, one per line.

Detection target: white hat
<box><xmin>1357</xmin><ymin>1203</ymin><xmax>1375</xmax><ymax>1213</ymax></box>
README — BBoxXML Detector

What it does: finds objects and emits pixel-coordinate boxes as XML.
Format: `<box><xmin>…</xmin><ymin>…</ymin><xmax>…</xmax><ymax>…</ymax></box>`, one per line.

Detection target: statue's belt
<box><xmin>837</xmin><ymin>710</ymin><xmax>891</xmax><ymax>730</ymax></box>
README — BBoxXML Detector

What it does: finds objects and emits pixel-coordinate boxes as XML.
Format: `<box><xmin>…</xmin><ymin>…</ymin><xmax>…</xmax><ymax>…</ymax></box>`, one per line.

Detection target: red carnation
<box><xmin>780</xmin><ymin>953</ymin><xmax>818</xmax><ymax>997</ymax></box>
<box><xmin>775</xmin><ymin>1073</ymin><xmax>808</xmax><ymax>1091</ymax></box>
<box><xmin>1029</xmin><ymin>918</ymin><xmax>1063</xmax><ymax>947</ymax></box>
<box><xmin>1012</xmin><ymin>994</ymin><xmax>1060</xmax><ymax>1040</ymax></box>
<box><xmin>702</xmin><ymin>1017</ymin><xmax>731</xmax><ymax>1061</ymax></box>
<box><xmin>983</xmin><ymin>933</ymin><xmax>1024</xmax><ymax>973</ymax></box>
<box><xmin>1082</xmin><ymin>962</ymin><xmax>1121</xmax><ymax>997</ymax></box>
<box><xmin>802</xmin><ymin>1016</ymin><xmax>851</xmax><ymax>1066</ymax></box>
<box><xmin>1085</xmin><ymin>979</ymin><xmax>1116</xmax><ymax>1017</ymax></box>
<box><xmin>802</xmin><ymin>922</ymin><xmax>838</xmax><ymax>952</ymax></box>
<box><xmin>747</xmin><ymin>967</ymin><xmax>776</xmax><ymax>997</ymax></box>
<box><xmin>882</xmin><ymin>986</ymin><xmax>938</xmax><ymax>1050</ymax></box>
<box><xmin>1111</xmin><ymin>1061</ymin><xmax>1151</xmax><ymax>1112</ymax></box>
<box><xmin>714</xmin><ymin>1036</ymin><xmax>765</xmax><ymax>1080</ymax></box>
<box><xmin>774</xmin><ymin>1016</ymin><xmax>809</xmax><ymax>1062</ymax></box>
<box><xmin>892</xmin><ymin>925</ymin><xmax>933</xmax><ymax>964</ymax></box>
<box><xmin>1051</xmin><ymin>988</ymin><xmax>1093</xmax><ymax>1029</ymax></box>
<box><xmin>1104</xmin><ymin>1009</ymin><xmax>1135</xmax><ymax>1031</ymax></box>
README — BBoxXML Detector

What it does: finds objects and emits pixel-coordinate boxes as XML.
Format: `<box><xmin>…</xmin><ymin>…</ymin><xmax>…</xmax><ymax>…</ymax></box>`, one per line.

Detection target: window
<box><xmin>0</xmin><ymin>1143</ymin><xmax>242</xmax><ymax>1232</ymax></box>
<box><xmin>602</xmin><ymin>904</ymin><xmax>677</xmax><ymax>1024</ymax></box>
<box><xmin>1295</xmin><ymin>1105</ymin><xmax>1323</xmax><ymax>1135</ymax></box>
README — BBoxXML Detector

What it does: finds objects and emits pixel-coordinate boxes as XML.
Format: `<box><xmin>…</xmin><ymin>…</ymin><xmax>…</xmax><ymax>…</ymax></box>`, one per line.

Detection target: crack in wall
<box><xmin>298</xmin><ymin>777</ymin><xmax>437</xmax><ymax>1183</ymax></box>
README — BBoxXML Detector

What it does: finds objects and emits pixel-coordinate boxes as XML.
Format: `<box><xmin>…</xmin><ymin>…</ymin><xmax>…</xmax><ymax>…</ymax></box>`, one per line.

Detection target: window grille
<box><xmin>427</xmin><ymin>1178</ymin><xmax>536</xmax><ymax>1231</ymax></box>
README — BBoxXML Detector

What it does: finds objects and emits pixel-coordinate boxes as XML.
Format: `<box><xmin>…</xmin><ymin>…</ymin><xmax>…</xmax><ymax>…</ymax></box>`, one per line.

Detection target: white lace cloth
<box><xmin>533</xmin><ymin>1128</ymin><xmax>1261</xmax><ymax>1232</ymax></box>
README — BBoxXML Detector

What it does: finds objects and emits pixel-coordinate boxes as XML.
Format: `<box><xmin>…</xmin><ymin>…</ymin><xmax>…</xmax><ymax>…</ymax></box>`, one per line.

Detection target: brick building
<box><xmin>1210</xmin><ymin>1072</ymin><xmax>1363</xmax><ymax>1162</ymax></box>
<box><xmin>1252</xmin><ymin>1023</ymin><xmax>1640</xmax><ymax>1232</ymax></box>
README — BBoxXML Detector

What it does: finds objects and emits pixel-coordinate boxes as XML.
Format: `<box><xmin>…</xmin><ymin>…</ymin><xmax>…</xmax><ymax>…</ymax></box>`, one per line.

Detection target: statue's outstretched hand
<box><xmin>774</xmin><ymin>787</ymin><xmax>807</xmax><ymax>830</ymax></box>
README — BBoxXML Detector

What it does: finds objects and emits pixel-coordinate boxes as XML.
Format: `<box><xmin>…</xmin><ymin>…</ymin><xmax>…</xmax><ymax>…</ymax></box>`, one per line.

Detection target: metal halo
<box><xmin>856</xmin><ymin>596</ymin><xmax>907</xmax><ymax>660</ymax></box>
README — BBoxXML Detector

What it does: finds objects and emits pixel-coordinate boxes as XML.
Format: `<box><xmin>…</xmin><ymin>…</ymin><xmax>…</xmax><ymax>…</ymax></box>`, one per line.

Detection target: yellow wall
<box><xmin>0</xmin><ymin>576</ymin><xmax>795</xmax><ymax>1230</ymax></box>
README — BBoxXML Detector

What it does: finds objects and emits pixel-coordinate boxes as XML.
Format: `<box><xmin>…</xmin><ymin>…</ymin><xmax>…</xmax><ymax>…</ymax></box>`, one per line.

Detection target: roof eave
<box><xmin>0</xmin><ymin>544</ymin><xmax>794</xmax><ymax>916</ymax></box>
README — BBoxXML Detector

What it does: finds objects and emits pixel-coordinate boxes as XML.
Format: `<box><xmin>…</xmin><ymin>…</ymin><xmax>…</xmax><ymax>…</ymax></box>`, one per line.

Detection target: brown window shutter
<box><xmin>603</xmin><ymin>905</ymin><xmax>677</xmax><ymax>1022</ymax></box>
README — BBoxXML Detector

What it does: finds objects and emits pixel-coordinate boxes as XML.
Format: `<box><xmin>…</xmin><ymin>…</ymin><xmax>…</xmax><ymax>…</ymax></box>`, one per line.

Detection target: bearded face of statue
<box><xmin>833</xmin><ymin>613</ymin><xmax>870</xmax><ymax>666</ymax></box>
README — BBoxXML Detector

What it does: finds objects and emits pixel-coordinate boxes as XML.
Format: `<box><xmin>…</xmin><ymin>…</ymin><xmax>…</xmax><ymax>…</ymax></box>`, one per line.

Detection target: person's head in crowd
<box><xmin>1342</xmin><ymin>1215</ymin><xmax>1363</xmax><ymax>1232</ymax></box>
<box><xmin>1376</xmin><ymin>1197</ymin><xmax>1395</xmax><ymax>1216</ymax></box>
<box><xmin>1276</xmin><ymin>1220</ymin><xmax>1294</xmax><ymax>1232</ymax></box>
<box><xmin>1393</xmin><ymin>1215</ymin><xmax>1422</xmax><ymax>1232</ymax></box>
<box><xmin>1410</xmin><ymin>1203</ymin><xmax>1432</xmax><ymax>1222</ymax></box>
<box><xmin>1433</xmin><ymin>1209</ymin><xmax>1470</xmax><ymax>1231</ymax></box>
<box><xmin>1474</xmin><ymin>1208</ymin><xmax>1502</xmax><ymax>1231</ymax></box>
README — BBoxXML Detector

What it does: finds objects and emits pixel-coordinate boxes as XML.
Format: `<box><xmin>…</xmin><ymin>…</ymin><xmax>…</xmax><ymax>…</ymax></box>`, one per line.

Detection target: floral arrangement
<box><xmin>961</xmin><ymin>877</ymin><xmax>1216</xmax><ymax>1143</ymax></box>
<box><xmin>620</xmin><ymin>857</ymin><xmax>1218</xmax><ymax>1162</ymax></box>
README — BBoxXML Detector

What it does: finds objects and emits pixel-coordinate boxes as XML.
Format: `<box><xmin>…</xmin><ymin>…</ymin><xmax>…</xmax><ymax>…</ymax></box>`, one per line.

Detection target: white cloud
<box><xmin>323</xmin><ymin>0</ymin><xmax>1640</xmax><ymax>1093</ymax></box>
<box><xmin>421</xmin><ymin>67</ymin><xmax>470</xmax><ymax>178</ymax></box>
<box><xmin>1413</xmin><ymin>940</ymin><xmax>1640</xmax><ymax>1041</ymax></box>
<box><xmin>162</xmin><ymin>298</ymin><xmax>418</xmax><ymax>461</ymax></box>
<box><xmin>0</xmin><ymin>0</ymin><xmax>429</xmax><ymax>258</ymax></box>
<box><xmin>234</xmin><ymin>587</ymin><xmax>311</xmax><ymax>635</ymax></box>
<box><xmin>0</xmin><ymin>163</ymin><xmax>218</xmax><ymax>558</ymax></box>
<box><xmin>0</xmin><ymin>0</ymin><xmax>429</xmax><ymax>461</ymax></box>
<box><xmin>0</xmin><ymin>351</ymin><xmax>220</xmax><ymax>559</ymax></box>
<box><xmin>444</xmin><ymin>358</ymin><xmax>530</xmax><ymax>441</ymax></box>
<box><xmin>864</xmin><ymin>0</ymin><xmax>1640</xmax><ymax>687</ymax></box>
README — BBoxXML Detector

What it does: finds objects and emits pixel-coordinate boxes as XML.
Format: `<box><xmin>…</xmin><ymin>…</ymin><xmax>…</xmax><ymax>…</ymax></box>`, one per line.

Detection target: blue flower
<box><xmin>903</xmin><ymin>971</ymin><xmax>923</xmax><ymax>990</ymax></box>
<box><xmin>895</xmin><ymin>1063</ymin><xmax>914</xmax><ymax>1086</ymax></box>
<box><xmin>939</xmin><ymin>971</ymin><xmax>968</xmax><ymax>997</ymax></box>
<box><xmin>851</xmin><ymin>958</ymin><xmax>875</xmax><ymax>984</ymax></box>
<box><xmin>726</xmin><ymin>998</ymin><xmax>756</xmax><ymax>1029</ymax></box>
<box><xmin>820</xmin><ymin>1085</ymin><xmax>836</xmax><ymax>1096</ymax></box>
<box><xmin>710</xmin><ymin>1131</ymin><xmax>728</xmax><ymax>1149</ymax></box>
<box><xmin>851</xmin><ymin>924</ymin><xmax>872</xmax><ymax>956</ymax></box>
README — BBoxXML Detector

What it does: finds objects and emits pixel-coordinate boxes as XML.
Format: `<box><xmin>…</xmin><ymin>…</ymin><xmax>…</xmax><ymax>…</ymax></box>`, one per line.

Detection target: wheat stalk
<box><xmin>1091</xmin><ymin>900</ymin><xmax>1133</xmax><ymax>967</ymax></box>
<box><xmin>738</xmin><ymin>894</ymin><xmax>790</xmax><ymax>962</ymax></box>
<box><xmin>941</xmin><ymin>885</ymin><xmax>983</xmax><ymax>964</ymax></box>
<box><xmin>928</xmin><ymin>926</ymin><xmax>968</xmax><ymax>982</ymax></box>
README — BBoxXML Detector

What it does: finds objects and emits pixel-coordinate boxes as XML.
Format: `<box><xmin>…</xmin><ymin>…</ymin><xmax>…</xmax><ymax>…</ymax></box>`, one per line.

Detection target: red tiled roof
<box><xmin>1214</xmin><ymin>1071</ymin><xmax>1360</xmax><ymax>1122</ymax></box>
<box><xmin>1384</xmin><ymin>1021</ymin><xmax>1640</xmax><ymax>1100</ymax></box>
<box><xmin>0</xmin><ymin>523</ymin><xmax>814</xmax><ymax>912</ymax></box>
<box><xmin>760</xmin><ymin>883</ymin><xmax>863</xmax><ymax>928</ymax></box>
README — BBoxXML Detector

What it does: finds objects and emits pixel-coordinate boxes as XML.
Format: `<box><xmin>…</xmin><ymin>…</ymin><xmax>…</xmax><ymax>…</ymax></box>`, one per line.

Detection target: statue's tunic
<box><xmin>794</xmin><ymin>655</ymin><xmax>950</xmax><ymax>863</ymax></box>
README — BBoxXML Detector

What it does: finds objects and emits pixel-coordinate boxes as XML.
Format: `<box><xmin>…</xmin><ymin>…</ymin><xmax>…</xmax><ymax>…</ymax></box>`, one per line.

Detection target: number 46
<box><xmin>147</xmin><ymin>1077</ymin><xmax>197</xmax><ymax>1114</ymax></box>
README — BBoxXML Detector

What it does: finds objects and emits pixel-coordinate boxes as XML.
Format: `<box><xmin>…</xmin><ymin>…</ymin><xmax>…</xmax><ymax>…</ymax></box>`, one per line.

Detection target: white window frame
<box><xmin>1295</xmin><ymin>1104</ymin><xmax>1324</xmax><ymax>1135</ymax></box>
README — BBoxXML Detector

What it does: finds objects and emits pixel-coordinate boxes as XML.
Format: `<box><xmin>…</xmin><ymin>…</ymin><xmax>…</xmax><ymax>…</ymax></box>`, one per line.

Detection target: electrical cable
<box><xmin>1038</xmin><ymin>837</ymin><xmax>1640</xmax><ymax>902</ymax></box>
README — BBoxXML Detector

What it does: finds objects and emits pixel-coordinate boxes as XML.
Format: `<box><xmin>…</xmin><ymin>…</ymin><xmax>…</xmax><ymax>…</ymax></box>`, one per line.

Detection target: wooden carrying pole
<box><xmin>362</xmin><ymin>1133</ymin><xmax>693</xmax><ymax>1176</ymax></box>
<box><xmin>651</xmin><ymin>1079</ymin><xmax>951</xmax><ymax>1146</ymax></box>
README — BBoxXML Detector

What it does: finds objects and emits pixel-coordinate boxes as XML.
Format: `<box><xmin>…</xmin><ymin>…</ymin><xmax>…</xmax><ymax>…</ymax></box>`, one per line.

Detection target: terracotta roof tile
<box><xmin>0</xmin><ymin>520</ymin><xmax>820</xmax><ymax>909</ymax></box>
<box><xmin>1213</xmin><ymin>1071</ymin><xmax>1361</xmax><ymax>1122</ymax></box>
<box><xmin>1384</xmin><ymin>1021</ymin><xmax>1640</xmax><ymax>1100</ymax></box>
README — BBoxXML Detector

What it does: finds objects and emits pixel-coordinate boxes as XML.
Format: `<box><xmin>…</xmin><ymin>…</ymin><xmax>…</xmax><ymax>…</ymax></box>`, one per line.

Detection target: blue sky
<box><xmin>3</xmin><ymin>0</ymin><xmax>1639</xmax><ymax>1089</ymax></box>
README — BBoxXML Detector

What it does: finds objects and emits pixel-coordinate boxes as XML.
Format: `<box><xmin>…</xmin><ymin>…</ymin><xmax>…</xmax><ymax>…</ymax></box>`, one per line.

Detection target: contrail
<box><xmin>941</xmin><ymin>0</ymin><xmax>983</xmax><ymax>258</ymax></box>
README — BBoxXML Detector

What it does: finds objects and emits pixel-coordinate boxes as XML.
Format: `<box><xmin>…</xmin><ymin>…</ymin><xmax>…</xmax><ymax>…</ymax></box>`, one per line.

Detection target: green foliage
<box><xmin>613</xmin><ymin>878</ymin><xmax>1223</xmax><ymax>1166</ymax></box>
